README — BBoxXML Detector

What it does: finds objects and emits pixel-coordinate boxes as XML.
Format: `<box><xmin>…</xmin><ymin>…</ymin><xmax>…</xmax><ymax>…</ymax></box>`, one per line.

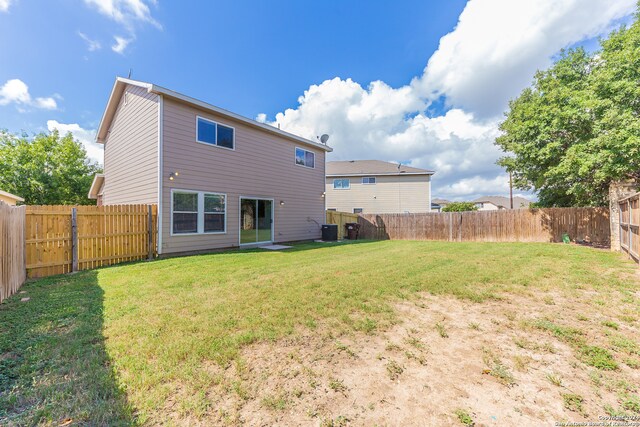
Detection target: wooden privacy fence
<box><xmin>619</xmin><ymin>193</ymin><xmax>639</xmax><ymax>263</ymax></box>
<box><xmin>356</xmin><ymin>207</ymin><xmax>610</xmax><ymax>245</ymax></box>
<box><xmin>0</xmin><ymin>202</ymin><xmax>26</xmax><ymax>303</ymax></box>
<box><xmin>326</xmin><ymin>210</ymin><xmax>360</xmax><ymax>240</ymax></box>
<box><xmin>26</xmin><ymin>204</ymin><xmax>157</xmax><ymax>278</ymax></box>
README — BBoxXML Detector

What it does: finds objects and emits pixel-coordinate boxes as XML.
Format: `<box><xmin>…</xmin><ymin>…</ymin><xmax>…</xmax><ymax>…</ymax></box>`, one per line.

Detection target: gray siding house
<box><xmin>89</xmin><ymin>77</ymin><xmax>332</xmax><ymax>255</ymax></box>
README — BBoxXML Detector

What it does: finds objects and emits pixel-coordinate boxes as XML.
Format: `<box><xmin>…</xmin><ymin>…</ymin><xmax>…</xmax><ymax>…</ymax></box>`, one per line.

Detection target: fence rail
<box><xmin>619</xmin><ymin>193</ymin><xmax>639</xmax><ymax>263</ymax></box>
<box><xmin>352</xmin><ymin>207</ymin><xmax>610</xmax><ymax>245</ymax></box>
<box><xmin>26</xmin><ymin>204</ymin><xmax>157</xmax><ymax>278</ymax></box>
<box><xmin>0</xmin><ymin>202</ymin><xmax>26</xmax><ymax>303</ymax></box>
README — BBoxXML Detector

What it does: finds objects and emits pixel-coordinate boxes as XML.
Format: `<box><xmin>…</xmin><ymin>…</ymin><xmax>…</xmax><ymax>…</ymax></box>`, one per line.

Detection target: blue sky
<box><xmin>0</xmin><ymin>0</ymin><xmax>636</xmax><ymax>200</ymax></box>
<box><xmin>0</xmin><ymin>0</ymin><xmax>464</xmax><ymax>132</ymax></box>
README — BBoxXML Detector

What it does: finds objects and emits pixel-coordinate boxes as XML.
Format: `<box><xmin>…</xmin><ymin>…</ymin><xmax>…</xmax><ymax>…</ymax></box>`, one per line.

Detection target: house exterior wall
<box><xmin>325</xmin><ymin>174</ymin><xmax>431</xmax><ymax>214</ymax></box>
<box><xmin>102</xmin><ymin>84</ymin><xmax>159</xmax><ymax>205</ymax></box>
<box><xmin>476</xmin><ymin>202</ymin><xmax>500</xmax><ymax>211</ymax></box>
<box><xmin>160</xmin><ymin>97</ymin><xmax>326</xmax><ymax>254</ymax></box>
<box><xmin>0</xmin><ymin>194</ymin><xmax>21</xmax><ymax>205</ymax></box>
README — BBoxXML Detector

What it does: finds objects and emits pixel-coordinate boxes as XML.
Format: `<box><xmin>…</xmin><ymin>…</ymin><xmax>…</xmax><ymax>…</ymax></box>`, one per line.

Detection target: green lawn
<box><xmin>0</xmin><ymin>240</ymin><xmax>636</xmax><ymax>425</ymax></box>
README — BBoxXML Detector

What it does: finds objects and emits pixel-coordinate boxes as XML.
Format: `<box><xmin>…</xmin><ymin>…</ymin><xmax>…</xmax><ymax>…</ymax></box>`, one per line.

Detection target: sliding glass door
<box><xmin>240</xmin><ymin>198</ymin><xmax>273</xmax><ymax>244</ymax></box>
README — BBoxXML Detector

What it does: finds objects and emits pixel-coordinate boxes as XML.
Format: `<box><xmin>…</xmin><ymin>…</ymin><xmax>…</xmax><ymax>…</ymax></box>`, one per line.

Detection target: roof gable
<box><xmin>96</xmin><ymin>77</ymin><xmax>332</xmax><ymax>152</ymax></box>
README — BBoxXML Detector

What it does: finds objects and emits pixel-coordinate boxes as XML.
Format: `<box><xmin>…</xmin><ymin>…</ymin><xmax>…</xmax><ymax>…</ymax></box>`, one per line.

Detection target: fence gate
<box><xmin>619</xmin><ymin>193</ymin><xmax>639</xmax><ymax>263</ymax></box>
<box><xmin>26</xmin><ymin>204</ymin><xmax>157</xmax><ymax>278</ymax></box>
<box><xmin>0</xmin><ymin>202</ymin><xmax>26</xmax><ymax>303</ymax></box>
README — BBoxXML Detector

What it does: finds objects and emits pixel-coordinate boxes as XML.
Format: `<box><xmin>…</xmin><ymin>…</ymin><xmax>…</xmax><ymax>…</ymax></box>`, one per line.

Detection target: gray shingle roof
<box><xmin>431</xmin><ymin>198</ymin><xmax>451</xmax><ymax>205</ymax></box>
<box><xmin>326</xmin><ymin>160</ymin><xmax>434</xmax><ymax>176</ymax></box>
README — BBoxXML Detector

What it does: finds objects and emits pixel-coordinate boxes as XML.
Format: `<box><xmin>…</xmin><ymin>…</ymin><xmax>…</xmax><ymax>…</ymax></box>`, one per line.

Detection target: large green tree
<box><xmin>0</xmin><ymin>130</ymin><xmax>102</xmax><ymax>205</ymax></box>
<box><xmin>496</xmin><ymin>11</ymin><xmax>640</xmax><ymax>207</ymax></box>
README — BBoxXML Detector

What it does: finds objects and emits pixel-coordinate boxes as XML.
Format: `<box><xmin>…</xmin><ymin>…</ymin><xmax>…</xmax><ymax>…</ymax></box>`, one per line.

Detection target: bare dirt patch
<box><xmin>192</xmin><ymin>289</ymin><xmax>640</xmax><ymax>426</ymax></box>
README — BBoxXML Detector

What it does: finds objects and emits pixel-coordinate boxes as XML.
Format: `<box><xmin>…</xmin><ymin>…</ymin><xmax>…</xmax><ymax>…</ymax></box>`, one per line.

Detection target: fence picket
<box><xmin>23</xmin><ymin>204</ymin><xmax>157</xmax><ymax>279</ymax></box>
<box><xmin>338</xmin><ymin>207</ymin><xmax>611</xmax><ymax>246</ymax></box>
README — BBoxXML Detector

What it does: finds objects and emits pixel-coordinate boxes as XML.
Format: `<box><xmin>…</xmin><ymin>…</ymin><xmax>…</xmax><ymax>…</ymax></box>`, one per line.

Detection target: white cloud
<box><xmin>83</xmin><ymin>0</ymin><xmax>160</xmax><ymax>54</ymax></box>
<box><xmin>111</xmin><ymin>35</ymin><xmax>132</xmax><ymax>54</ymax></box>
<box><xmin>267</xmin><ymin>0</ymin><xmax>636</xmax><ymax>200</ymax></box>
<box><xmin>83</xmin><ymin>0</ymin><xmax>160</xmax><ymax>29</ymax></box>
<box><xmin>0</xmin><ymin>79</ymin><xmax>58</xmax><ymax>110</ymax></box>
<box><xmin>0</xmin><ymin>0</ymin><xmax>12</xmax><ymax>13</ymax></box>
<box><xmin>78</xmin><ymin>31</ymin><xmax>102</xmax><ymax>51</ymax></box>
<box><xmin>255</xmin><ymin>113</ymin><xmax>267</xmax><ymax>123</ymax></box>
<box><xmin>412</xmin><ymin>0</ymin><xmax>636</xmax><ymax>118</ymax></box>
<box><xmin>47</xmin><ymin>120</ymin><xmax>103</xmax><ymax>164</ymax></box>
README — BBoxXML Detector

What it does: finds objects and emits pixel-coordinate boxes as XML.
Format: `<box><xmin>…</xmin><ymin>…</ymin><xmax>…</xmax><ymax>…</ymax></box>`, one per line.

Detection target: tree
<box><xmin>496</xmin><ymin>11</ymin><xmax>640</xmax><ymax>207</ymax></box>
<box><xmin>442</xmin><ymin>202</ymin><xmax>478</xmax><ymax>212</ymax></box>
<box><xmin>0</xmin><ymin>130</ymin><xmax>102</xmax><ymax>205</ymax></box>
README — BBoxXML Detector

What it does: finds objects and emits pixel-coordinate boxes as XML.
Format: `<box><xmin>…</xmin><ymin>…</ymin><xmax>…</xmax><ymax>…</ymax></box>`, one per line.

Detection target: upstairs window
<box><xmin>197</xmin><ymin>116</ymin><xmax>235</xmax><ymax>150</ymax></box>
<box><xmin>353</xmin><ymin>208</ymin><xmax>363</xmax><ymax>214</ymax></box>
<box><xmin>295</xmin><ymin>147</ymin><xmax>315</xmax><ymax>168</ymax></box>
<box><xmin>333</xmin><ymin>179</ymin><xmax>350</xmax><ymax>189</ymax></box>
<box><xmin>362</xmin><ymin>177</ymin><xmax>376</xmax><ymax>184</ymax></box>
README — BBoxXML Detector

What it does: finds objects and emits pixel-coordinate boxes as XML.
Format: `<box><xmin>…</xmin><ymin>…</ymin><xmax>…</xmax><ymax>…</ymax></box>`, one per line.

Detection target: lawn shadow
<box><xmin>0</xmin><ymin>271</ymin><xmax>135</xmax><ymax>425</ymax></box>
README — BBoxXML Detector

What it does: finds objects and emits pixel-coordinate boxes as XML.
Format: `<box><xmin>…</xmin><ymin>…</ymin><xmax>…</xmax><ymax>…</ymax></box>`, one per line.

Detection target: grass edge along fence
<box><xmin>325</xmin><ymin>207</ymin><xmax>610</xmax><ymax>246</ymax></box>
<box><xmin>0</xmin><ymin>202</ymin><xmax>26</xmax><ymax>303</ymax></box>
<box><xmin>619</xmin><ymin>192</ymin><xmax>639</xmax><ymax>263</ymax></box>
<box><xmin>25</xmin><ymin>204</ymin><xmax>157</xmax><ymax>279</ymax></box>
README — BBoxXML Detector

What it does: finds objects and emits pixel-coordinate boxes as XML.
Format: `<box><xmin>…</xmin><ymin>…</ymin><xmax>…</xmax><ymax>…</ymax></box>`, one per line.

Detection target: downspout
<box><xmin>157</xmin><ymin>94</ymin><xmax>164</xmax><ymax>255</ymax></box>
<box><xmin>428</xmin><ymin>174</ymin><xmax>432</xmax><ymax>212</ymax></box>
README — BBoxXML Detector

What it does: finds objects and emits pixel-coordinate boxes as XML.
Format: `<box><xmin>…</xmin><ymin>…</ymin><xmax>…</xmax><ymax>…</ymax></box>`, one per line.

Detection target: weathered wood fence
<box><xmin>26</xmin><ymin>205</ymin><xmax>157</xmax><ymax>278</ymax></box>
<box><xmin>353</xmin><ymin>207</ymin><xmax>610</xmax><ymax>245</ymax></box>
<box><xmin>619</xmin><ymin>193</ymin><xmax>639</xmax><ymax>263</ymax></box>
<box><xmin>326</xmin><ymin>210</ymin><xmax>360</xmax><ymax>240</ymax></box>
<box><xmin>0</xmin><ymin>202</ymin><xmax>26</xmax><ymax>303</ymax></box>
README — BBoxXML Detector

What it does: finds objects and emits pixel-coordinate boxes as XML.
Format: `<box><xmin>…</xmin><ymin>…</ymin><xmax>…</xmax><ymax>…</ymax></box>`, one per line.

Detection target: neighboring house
<box><xmin>89</xmin><ymin>77</ymin><xmax>332</xmax><ymax>255</ymax></box>
<box><xmin>88</xmin><ymin>174</ymin><xmax>105</xmax><ymax>206</ymax></box>
<box><xmin>431</xmin><ymin>198</ymin><xmax>451</xmax><ymax>212</ymax></box>
<box><xmin>472</xmin><ymin>196</ymin><xmax>532</xmax><ymax>210</ymax></box>
<box><xmin>325</xmin><ymin>160</ymin><xmax>434</xmax><ymax>214</ymax></box>
<box><xmin>0</xmin><ymin>189</ymin><xmax>24</xmax><ymax>206</ymax></box>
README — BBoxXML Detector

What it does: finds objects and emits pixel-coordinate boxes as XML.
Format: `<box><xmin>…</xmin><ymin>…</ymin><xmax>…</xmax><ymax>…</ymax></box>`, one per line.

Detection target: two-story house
<box><xmin>325</xmin><ymin>160</ymin><xmax>434</xmax><ymax>214</ymax></box>
<box><xmin>89</xmin><ymin>77</ymin><xmax>332</xmax><ymax>255</ymax></box>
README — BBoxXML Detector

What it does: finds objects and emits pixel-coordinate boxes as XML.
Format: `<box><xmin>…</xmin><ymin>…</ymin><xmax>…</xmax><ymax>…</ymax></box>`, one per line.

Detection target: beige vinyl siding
<box><xmin>102</xmin><ymin>84</ymin><xmax>159</xmax><ymax>205</ymax></box>
<box><xmin>477</xmin><ymin>202</ymin><xmax>500</xmax><ymax>211</ymax></box>
<box><xmin>325</xmin><ymin>174</ymin><xmax>431</xmax><ymax>214</ymax></box>
<box><xmin>161</xmin><ymin>98</ymin><xmax>325</xmax><ymax>254</ymax></box>
<box><xmin>0</xmin><ymin>194</ymin><xmax>21</xmax><ymax>205</ymax></box>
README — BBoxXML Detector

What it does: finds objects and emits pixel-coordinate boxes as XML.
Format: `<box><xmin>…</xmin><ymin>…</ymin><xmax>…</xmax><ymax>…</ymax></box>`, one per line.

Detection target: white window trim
<box><xmin>195</xmin><ymin>115</ymin><xmax>236</xmax><ymax>151</ymax></box>
<box><xmin>170</xmin><ymin>189</ymin><xmax>227</xmax><ymax>236</ymax></box>
<box><xmin>333</xmin><ymin>178</ymin><xmax>350</xmax><ymax>190</ymax></box>
<box><xmin>362</xmin><ymin>177</ymin><xmax>376</xmax><ymax>184</ymax></box>
<box><xmin>294</xmin><ymin>146</ymin><xmax>315</xmax><ymax>169</ymax></box>
<box><xmin>238</xmin><ymin>196</ymin><xmax>275</xmax><ymax>246</ymax></box>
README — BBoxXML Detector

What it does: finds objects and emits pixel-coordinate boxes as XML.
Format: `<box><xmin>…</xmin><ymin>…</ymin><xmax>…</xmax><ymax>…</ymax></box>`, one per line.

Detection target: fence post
<box><xmin>628</xmin><ymin>199</ymin><xmax>632</xmax><ymax>260</ymax></box>
<box><xmin>448</xmin><ymin>212</ymin><xmax>453</xmax><ymax>242</ymax></box>
<box><xmin>148</xmin><ymin>204</ymin><xmax>154</xmax><ymax>260</ymax></box>
<box><xmin>71</xmin><ymin>208</ymin><xmax>78</xmax><ymax>272</ymax></box>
